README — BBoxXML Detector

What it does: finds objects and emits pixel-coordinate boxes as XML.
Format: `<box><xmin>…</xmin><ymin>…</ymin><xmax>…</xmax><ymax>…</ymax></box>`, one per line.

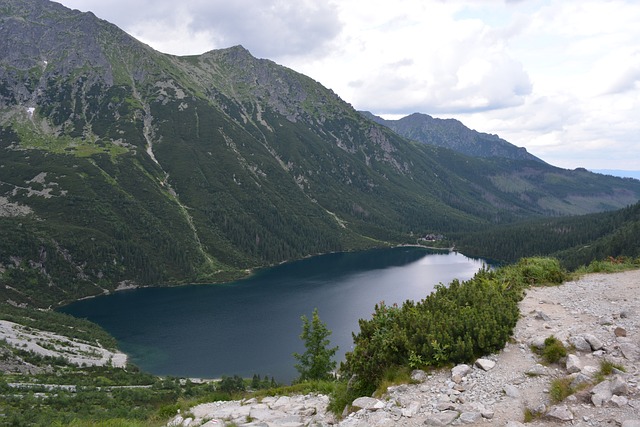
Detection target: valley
<box><xmin>1</xmin><ymin>1</ymin><xmax>640</xmax><ymax>425</ymax></box>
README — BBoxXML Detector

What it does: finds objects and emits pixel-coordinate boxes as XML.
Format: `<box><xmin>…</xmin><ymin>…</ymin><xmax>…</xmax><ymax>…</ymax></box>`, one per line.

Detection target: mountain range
<box><xmin>359</xmin><ymin>111</ymin><xmax>542</xmax><ymax>162</ymax></box>
<box><xmin>1</xmin><ymin>0</ymin><xmax>640</xmax><ymax>307</ymax></box>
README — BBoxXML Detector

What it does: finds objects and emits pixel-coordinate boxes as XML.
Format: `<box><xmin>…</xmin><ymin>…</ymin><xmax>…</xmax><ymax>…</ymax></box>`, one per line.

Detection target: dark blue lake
<box><xmin>60</xmin><ymin>247</ymin><xmax>486</xmax><ymax>383</ymax></box>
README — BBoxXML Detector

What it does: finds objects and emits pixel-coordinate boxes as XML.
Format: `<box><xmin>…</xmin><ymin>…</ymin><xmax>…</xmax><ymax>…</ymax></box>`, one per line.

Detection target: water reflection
<box><xmin>60</xmin><ymin>248</ymin><xmax>485</xmax><ymax>383</ymax></box>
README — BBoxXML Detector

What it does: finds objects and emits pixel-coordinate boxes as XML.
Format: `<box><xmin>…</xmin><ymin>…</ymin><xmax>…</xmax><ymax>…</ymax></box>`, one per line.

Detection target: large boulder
<box><xmin>568</xmin><ymin>336</ymin><xmax>592</xmax><ymax>352</ymax></box>
<box><xmin>591</xmin><ymin>380</ymin><xmax>613</xmax><ymax>407</ymax></box>
<box><xmin>582</xmin><ymin>334</ymin><xmax>603</xmax><ymax>351</ymax></box>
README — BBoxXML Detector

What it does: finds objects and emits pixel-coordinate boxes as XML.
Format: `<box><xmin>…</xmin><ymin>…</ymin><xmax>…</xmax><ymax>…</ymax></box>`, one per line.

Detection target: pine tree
<box><xmin>292</xmin><ymin>308</ymin><xmax>338</xmax><ymax>382</ymax></box>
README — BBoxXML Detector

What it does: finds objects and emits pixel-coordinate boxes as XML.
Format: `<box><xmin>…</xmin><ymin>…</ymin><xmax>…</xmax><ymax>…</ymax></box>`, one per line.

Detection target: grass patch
<box><xmin>13</xmin><ymin>119</ymin><xmax>129</xmax><ymax>158</ymax></box>
<box><xmin>572</xmin><ymin>257</ymin><xmax>640</xmax><ymax>277</ymax></box>
<box><xmin>523</xmin><ymin>407</ymin><xmax>544</xmax><ymax>423</ymax></box>
<box><xmin>549</xmin><ymin>377</ymin><xmax>574</xmax><ymax>403</ymax></box>
<box><xmin>599</xmin><ymin>359</ymin><xmax>626</xmax><ymax>375</ymax></box>
<box><xmin>594</xmin><ymin>359</ymin><xmax>626</xmax><ymax>383</ymax></box>
<box><xmin>374</xmin><ymin>365</ymin><xmax>414</xmax><ymax>397</ymax></box>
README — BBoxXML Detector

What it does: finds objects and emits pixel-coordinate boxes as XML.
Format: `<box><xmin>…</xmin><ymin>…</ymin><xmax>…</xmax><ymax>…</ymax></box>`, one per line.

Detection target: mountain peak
<box><xmin>361</xmin><ymin>111</ymin><xmax>542</xmax><ymax>162</ymax></box>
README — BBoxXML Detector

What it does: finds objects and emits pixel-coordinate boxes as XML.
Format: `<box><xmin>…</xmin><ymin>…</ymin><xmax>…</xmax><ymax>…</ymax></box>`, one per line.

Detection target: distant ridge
<box><xmin>360</xmin><ymin>111</ymin><xmax>543</xmax><ymax>162</ymax></box>
<box><xmin>591</xmin><ymin>170</ymin><xmax>640</xmax><ymax>180</ymax></box>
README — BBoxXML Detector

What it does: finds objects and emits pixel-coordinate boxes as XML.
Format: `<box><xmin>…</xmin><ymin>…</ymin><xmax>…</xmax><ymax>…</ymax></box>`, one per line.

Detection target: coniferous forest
<box><xmin>1</xmin><ymin>1</ymin><xmax>640</xmax><ymax>425</ymax></box>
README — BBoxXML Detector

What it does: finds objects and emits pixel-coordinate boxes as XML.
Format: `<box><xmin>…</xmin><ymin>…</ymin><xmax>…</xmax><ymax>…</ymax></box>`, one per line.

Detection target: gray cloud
<box><xmin>607</xmin><ymin>65</ymin><xmax>640</xmax><ymax>95</ymax></box>
<box><xmin>188</xmin><ymin>0</ymin><xmax>342</xmax><ymax>58</ymax></box>
<box><xmin>60</xmin><ymin>0</ymin><xmax>342</xmax><ymax>59</ymax></box>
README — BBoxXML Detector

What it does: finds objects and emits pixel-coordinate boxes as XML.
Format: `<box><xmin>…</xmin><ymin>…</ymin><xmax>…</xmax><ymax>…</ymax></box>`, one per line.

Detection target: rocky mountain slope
<box><xmin>165</xmin><ymin>269</ymin><xmax>640</xmax><ymax>427</ymax></box>
<box><xmin>361</xmin><ymin>111</ymin><xmax>542</xmax><ymax>162</ymax></box>
<box><xmin>2</xmin><ymin>0</ymin><xmax>640</xmax><ymax>307</ymax></box>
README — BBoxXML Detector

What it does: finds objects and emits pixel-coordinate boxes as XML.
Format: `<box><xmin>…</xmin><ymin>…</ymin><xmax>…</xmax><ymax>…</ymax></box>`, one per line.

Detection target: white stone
<box><xmin>423</xmin><ymin>410</ymin><xmax>459</xmax><ymax>426</ymax></box>
<box><xmin>569</xmin><ymin>336</ymin><xmax>592</xmax><ymax>352</ymax></box>
<box><xmin>503</xmin><ymin>384</ymin><xmax>520</xmax><ymax>398</ymax></box>
<box><xmin>352</xmin><ymin>396</ymin><xmax>385</xmax><ymax>410</ymax></box>
<box><xmin>581</xmin><ymin>365</ymin><xmax>599</xmax><ymax>377</ymax></box>
<box><xmin>583</xmin><ymin>334</ymin><xmax>603</xmax><ymax>351</ymax></box>
<box><xmin>547</xmin><ymin>405</ymin><xmax>574</xmax><ymax>421</ymax></box>
<box><xmin>451</xmin><ymin>364</ymin><xmax>472</xmax><ymax>378</ymax></box>
<box><xmin>458</xmin><ymin>411</ymin><xmax>482</xmax><ymax>424</ymax></box>
<box><xmin>571</xmin><ymin>373</ymin><xmax>591</xmax><ymax>388</ymax></box>
<box><xmin>591</xmin><ymin>380</ymin><xmax>613</xmax><ymax>407</ymax></box>
<box><xmin>167</xmin><ymin>416</ymin><xmax>183</xmax><ymax>427</ymax></box>
<box><xmin>401</xmin><ymin>401</ymin><xmax>421</xmax><ymax>417</ymax></box>
<box><xmin>611</xmin><ymin>375</ymin><xmax>630</xmax><ymax>395</ymax></box>
<box><xmin>411</xmin><ymin>369</ymin><xmax>428</xmax><ymax>382</ymax></box>
<box><xmin>611</xmin><ymin>395</ymin><xmax>629</xmax><ymax>407</ymax></box>
<box><xmin>475</xmin><ymin>358</ymin><xmax>496</xmax><ymax>371</ymax></box>
<box><xmin>526</xmin><ymin>364</ymin><xmax>549</xmax><ymax>376</ymax></box>
<box><xmin>566</xmin><ymin>354</ymin><xmax>582</xmax><ymax>373</ymax></box>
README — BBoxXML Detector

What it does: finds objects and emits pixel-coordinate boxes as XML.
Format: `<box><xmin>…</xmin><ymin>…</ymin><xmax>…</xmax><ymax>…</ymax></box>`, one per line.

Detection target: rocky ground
<box><xmin>167</xmin><ymin>269</ymin><xmax>640</xmax><ymax>427</ymax></box>
<box><xmin>0</xmin><ymin>319</ymin><xmax>127</xmax><ymax>373</ymax></box>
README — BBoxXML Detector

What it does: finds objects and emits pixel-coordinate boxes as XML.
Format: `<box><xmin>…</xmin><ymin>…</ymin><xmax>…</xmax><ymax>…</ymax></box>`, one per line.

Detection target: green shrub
<box><xmin>343</xmin><ymin>265</ymin><xmax>522</xmax><ymax>394</ymax></box>
<box><xmin>573</xmin><ymin>256</ymin><xmax>640</xmax><ymax>276</ymax></box>
<box><xmin>540</xmin><ymin>336</ymin><xmax>567</xmax><ymax>364</ymax></box>
<box><xmin>499</xmin><ymin>257</ymin><xmax>567</xmax><ymax>288</ymax></box>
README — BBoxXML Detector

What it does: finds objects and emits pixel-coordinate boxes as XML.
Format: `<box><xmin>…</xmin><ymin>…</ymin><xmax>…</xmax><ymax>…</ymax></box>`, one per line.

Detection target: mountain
<box><xmin>2</xmin><ymin>0</ymin><xmax>640</xmax><ymax>307</ymax></box>
<box><xmin>360</xmin><ymin>111</ymin><xmax>542</xmax><ymax>162</ymax></box>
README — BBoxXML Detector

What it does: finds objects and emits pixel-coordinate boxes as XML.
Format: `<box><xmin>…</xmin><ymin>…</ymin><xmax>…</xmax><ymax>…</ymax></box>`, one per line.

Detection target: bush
<box><xmin>541</xmin><ymin>336</ymin><xmax>567</xmax><ymax>364</ymax></box>
<box><xmin>499</xmin><ymin>257</ymin><xmax>567</xmax><ymax>288</ymax></box>
<box><xmin>343</xmin><ymin>265</ymin><xmax>523</xmax><ymax>394</ymax></box>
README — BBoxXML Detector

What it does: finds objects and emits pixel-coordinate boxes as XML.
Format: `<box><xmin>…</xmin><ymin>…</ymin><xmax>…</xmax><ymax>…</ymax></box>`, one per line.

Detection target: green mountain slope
<box><xmin>454</xmin><ymin>201</ymin><xmax>640</xmax><ymax>269</ymax></box>
<box><xmin>1</xmin><ymin>0</ymin><xmax>640</xmax><ymax>307</ymax></box>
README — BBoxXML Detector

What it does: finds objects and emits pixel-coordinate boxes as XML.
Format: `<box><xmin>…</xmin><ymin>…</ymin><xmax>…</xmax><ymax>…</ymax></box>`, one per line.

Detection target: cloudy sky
<box><xmin>57</xmin><ymin>0</ymin><xmax>640</xmax><ymax>173</ymax></box>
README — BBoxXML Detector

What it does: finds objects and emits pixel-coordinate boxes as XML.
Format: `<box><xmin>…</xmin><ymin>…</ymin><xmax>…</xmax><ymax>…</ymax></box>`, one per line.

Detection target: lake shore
<box><xmin>169</xmin><ymin>268</ymin><xmax>640</xmax><ymax>426</ymax></box>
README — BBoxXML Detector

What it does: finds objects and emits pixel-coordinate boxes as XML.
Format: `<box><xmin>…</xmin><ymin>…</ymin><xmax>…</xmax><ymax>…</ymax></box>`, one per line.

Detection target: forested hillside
<box><xmin>1</xmin><ymin>0</ymin><xmax>640</xmax><ymax>307</ymax></box>
<box><xmin>454</xmin><ymin>201</ymin><xmax>640</xmax><ymax>269</ymax></box>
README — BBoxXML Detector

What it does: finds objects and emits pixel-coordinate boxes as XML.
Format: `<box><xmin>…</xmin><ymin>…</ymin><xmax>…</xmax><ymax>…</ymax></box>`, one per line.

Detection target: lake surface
<box><xmin>60</xmin><ymin>247</ymin><xmax>486</xmax><ymax>383</ymax></box>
